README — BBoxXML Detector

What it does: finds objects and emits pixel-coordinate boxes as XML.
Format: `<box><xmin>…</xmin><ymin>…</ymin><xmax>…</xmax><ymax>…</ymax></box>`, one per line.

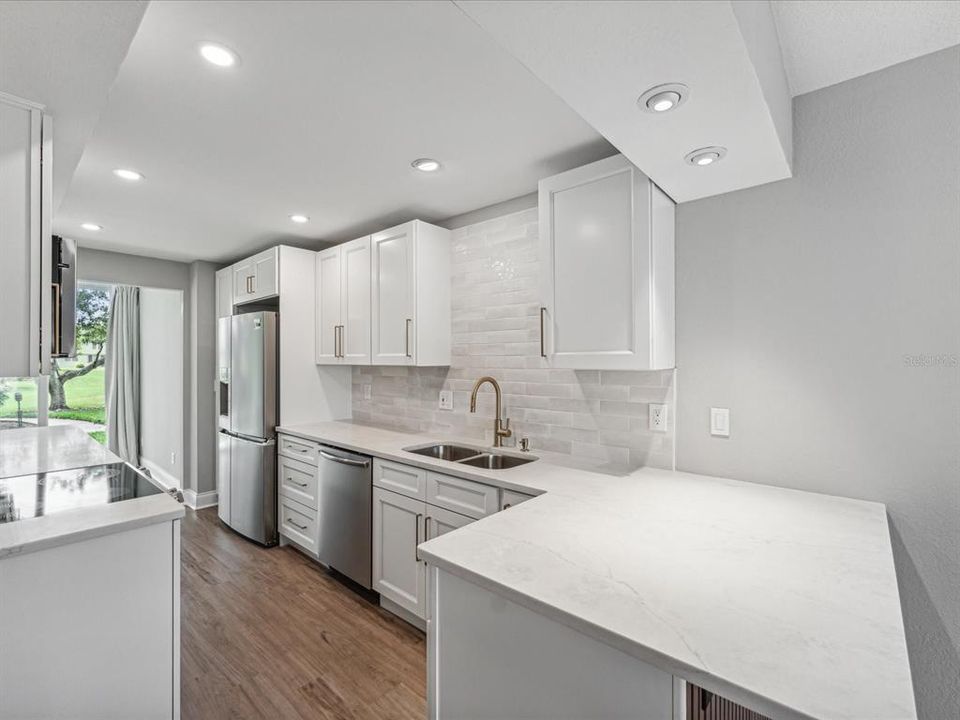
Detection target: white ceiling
<box><xmin>771</xmin><ymin>0</ymin><xmax>960</xmax><ymax>96</ymax></box>
<box><xmin>0</xmin><ymin>1</ymin><xmax>147</xmax><ymax>212</ymax></box>
<box><xmin>455</xmin><ymin>1</ymin><xmax>794</xmax><ymax>203</ymax></box>
<box><xmin>54</xmin><ymin>1</ymin><xmax>613</xmax><ymax>263</ymax></box>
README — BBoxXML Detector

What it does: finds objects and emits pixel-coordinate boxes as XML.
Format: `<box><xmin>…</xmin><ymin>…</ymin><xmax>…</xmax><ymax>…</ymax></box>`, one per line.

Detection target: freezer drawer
<box><xmin>217</xmin><ymin>431</ymin><xmax>231</xmax><ymax>525</ymax></box>
<box><xmin>229</xmin><ymin>435</ymin><xmax>278</xmax><ymax>546</ymax></box>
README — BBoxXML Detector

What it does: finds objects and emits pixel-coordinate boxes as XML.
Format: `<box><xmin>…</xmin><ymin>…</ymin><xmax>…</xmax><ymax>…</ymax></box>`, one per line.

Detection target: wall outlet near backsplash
<box><xmin>649</xmin><ymin>404</ymin><xmax>668</xmax><ymax>432</ymax></box>
<box><xmin>438</xmin><ymin>390</ymin><xmax>454</xmax><ymax>411</ymax></box>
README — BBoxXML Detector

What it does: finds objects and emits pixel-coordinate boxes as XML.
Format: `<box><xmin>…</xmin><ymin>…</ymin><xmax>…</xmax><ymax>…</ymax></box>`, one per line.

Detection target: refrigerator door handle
<box><xmin>318</xmin><ymin>450</ymin><xmax>370</xmax><ymax>468</ymax></box>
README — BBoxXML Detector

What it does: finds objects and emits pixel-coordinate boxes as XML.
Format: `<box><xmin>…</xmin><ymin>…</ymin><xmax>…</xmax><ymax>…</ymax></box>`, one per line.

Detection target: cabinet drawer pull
<box><xmin>337</xmin><ymin>324</ymin><xmax>344</xmax><ymax>358</ymax></box>
<box><xmin>287</xmin><ymin>477</ymin><xmax>308</xmax><ymax>488</ymax></box>
<box><xmin>405</xmin><ymin>318</ymin><xmax>412</xmax><ymax>358</ymax></box>
<box><xmin>286</xmin><ymin>518</ymin><xmax>308</xmax><ymax>531</ymax></box>
<box><xmin>539</xmin><ymin>307</ymin><xmax>547</xmax><ymax>358</ymax></box>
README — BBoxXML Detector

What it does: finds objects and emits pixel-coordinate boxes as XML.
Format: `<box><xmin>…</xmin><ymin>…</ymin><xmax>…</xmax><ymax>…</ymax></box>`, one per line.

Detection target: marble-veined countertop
<box><xmin>0</xmin><ymin>426</ymin><xmax>184</xmax><ymax>558</ymax></box>
<box><xmin>278</xmin><ymin>420</ymin><xmax>916</xmax><ymax>720</ymax></box>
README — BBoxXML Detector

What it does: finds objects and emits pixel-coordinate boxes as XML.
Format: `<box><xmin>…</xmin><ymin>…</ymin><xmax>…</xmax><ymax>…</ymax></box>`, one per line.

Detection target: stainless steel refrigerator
<box><xmin>217</xmin><ymin>311</ymin><xmax>278</xmax><ymax>546</ymax></box>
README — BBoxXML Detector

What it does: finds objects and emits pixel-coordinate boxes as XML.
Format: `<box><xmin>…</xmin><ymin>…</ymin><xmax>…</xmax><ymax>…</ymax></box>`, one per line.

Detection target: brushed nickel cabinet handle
<box><xmin>539</xmin><ymin>307</ymin><xmax>547</xmax><ymax>358</ymax></box>
<box><xmin>286</xmin><ymin>518</ymin><xmax>308</xmax><ymax>531</ymax></box>
<box><xmin>405</xmin><ymin>318</ymin><xmax>412</xmax><ymax>358</ymax></box>
<box><xmin>338</xmin><ymin>325</ymin><xmax>344</xmax><ymax>358</ymax></box>
<box><xmin>415</xmin><ymin>512</ymin><xmax>423</xmax><ymax>561</ymax></box>
<box><xmin>333</xmin><ymin>324</ymin><xmax>339</xmax><ymax>358</ymax></box>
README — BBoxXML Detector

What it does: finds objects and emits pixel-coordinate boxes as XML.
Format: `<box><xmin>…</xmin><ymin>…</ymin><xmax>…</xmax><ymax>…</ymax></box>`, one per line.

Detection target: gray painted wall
<box><xmin>189</xmin><ymin>262</ymin><xmax>217</xmax><ymax>494</ymax></box>
<box><xmin>675</xmin><ymin>47</ymin><xmax>959</xmax><ymax>719</ymax></box>
<box><xmin>78</xmin><ymin>248</ymin><xmax>216</xmax><ymax>496</ymax></box>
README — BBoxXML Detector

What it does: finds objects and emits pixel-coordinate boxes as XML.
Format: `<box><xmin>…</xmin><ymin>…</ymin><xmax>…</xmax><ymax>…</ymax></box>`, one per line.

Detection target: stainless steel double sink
<box><xmin>403</xmin><ymin>443</ymin><xmax>537</xmax><ymax>470</ymax></box>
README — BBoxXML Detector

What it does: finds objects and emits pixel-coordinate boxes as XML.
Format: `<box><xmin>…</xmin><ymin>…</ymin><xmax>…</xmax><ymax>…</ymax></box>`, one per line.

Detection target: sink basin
<box><xmin>405</xmin><ymin>443</ymin><xmax>484</xmax><ymax>462</ymax></box>
<box><xmin>458</xmin><ymin>453</ymin><xmax>538</xmax><ymax>470</ymax></box>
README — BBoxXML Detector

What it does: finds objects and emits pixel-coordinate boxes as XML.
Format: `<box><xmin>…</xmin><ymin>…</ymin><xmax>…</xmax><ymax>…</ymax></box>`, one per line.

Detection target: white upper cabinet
<box><xmin>539</xmin><ymin>154</ymin><xmax>675</xmax><ymax>370</ymax></box>
<box><xmin>215</xmin><ymin>266</ymin><xmax>233</xmax><ymax>318</ymax></box>
<box><xmin>315</xmin><ymin>236</ymin><xmax>371</xmax><ymax>365</ymax></box>
<box><xmin>0</xmin><ymin>94</ymin><xmax>51</xmax><ymax>378</ymax></box>
<box><xmin>234</xmin><ymin>247</ymin><xmax>279</xmax><ymax>304</ymax></box>
<box><xmin>371</xmin><ymin>220</ymin><xmax>450</xmax><ymax>366</ymax></box>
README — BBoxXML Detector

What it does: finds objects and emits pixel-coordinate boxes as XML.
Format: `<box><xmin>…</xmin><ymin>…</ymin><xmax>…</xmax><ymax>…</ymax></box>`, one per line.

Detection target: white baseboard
<box><xmin>140</xmin><ymin>459</ymin><xmax>180</xmax><ymax>492</ymax></box>
<box><xmin>182</xmin><ymin>489</ymin><xmax>218</xmax><ymax>510</ymax></box>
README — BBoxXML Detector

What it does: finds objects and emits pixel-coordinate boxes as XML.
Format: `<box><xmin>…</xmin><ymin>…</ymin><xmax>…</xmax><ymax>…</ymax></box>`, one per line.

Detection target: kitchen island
<box><xmin>279</xmin><ymin>420</ymin><xmax>916</xmax><ymax>720</ymax></box>
<box><xmin>0</xmin><ymin>426</ymin><xmax>184</xmax><ymax>720</ymax></box>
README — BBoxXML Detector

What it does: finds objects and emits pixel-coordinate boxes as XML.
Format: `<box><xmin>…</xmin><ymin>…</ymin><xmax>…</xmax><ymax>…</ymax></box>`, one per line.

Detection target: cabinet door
<box><xmin>373</xmin><ymin>487</ymin><xmax>426</xmax><ymax>619</ymax></box>
<box><xmin>251</xmin><ymin>248</ymin><xmax>278</xmax><ymax>299</ymax></box>
<box><xmin>216</xmin><ymin>267</ymin><xmax>234</xmax><ymax>318</ymax></box>
<box><xmin>371</xmin><ymin>222</ymin><xmax>416</xmax><ymax>365</ymax></box>
<box><xmin>234</xmin><ymin>261</ymin><xmax>254</xmax><ymax>300</ymax></box>
<box><xmin>540</xmin><ymin>154</ymin><xmax>674</xmax><ymax>370</ymax></box>
<box><xmin>0</xmin><ymin>98</ymin><xmax>44</xmax><ymax>378</ymax></box>
<box><xmin>315</xmin><ymin>246</ymin><xmax>341</xmax><ymax>364</ymax></box>
<box><xmin>341</xmin><ymin>236</ymin><xmax>371</xmax><ymax>364</ymax></box>
<box><xmin>425</xmin><ymin>505</ymin><xmax>472</xmax><ymax>541</ymax></box>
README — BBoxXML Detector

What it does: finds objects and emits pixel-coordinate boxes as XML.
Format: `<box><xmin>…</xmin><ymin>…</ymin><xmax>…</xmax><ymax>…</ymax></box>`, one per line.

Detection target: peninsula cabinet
<box><xmin>0</xmin><ymin>93</ymin><xmax>51</xmax><ymax>378</ymax></box>
<box><xmin>539</xmin><ymin>153</ymin><xmax>675</xmax><ymax>370</ymax></box>
<box><xmin>315</xmin><ymin>236</ymin><xmax>371</xmax><ymax>365</ymax></box>
<box><xmin>370</xmin><ymin>220</ymin><xmax>451</xmax><ymax>366</ymax></box>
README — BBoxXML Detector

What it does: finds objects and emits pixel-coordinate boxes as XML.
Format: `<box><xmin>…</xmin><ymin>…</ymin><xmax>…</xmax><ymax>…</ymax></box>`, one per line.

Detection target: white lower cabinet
<box><xmin>372</xmin><ymin>479</ymin><xmax>475</xmax><ymax>623</ymax></box>
<box><xmin>373</xmin><ymin>486</ymin><xmax>427</xmax><ymax>619</ymax></box>
<box><xmin>426</xmin><ymin>504</ymin><xmax>473</xmax><ymax>540</ymax></box>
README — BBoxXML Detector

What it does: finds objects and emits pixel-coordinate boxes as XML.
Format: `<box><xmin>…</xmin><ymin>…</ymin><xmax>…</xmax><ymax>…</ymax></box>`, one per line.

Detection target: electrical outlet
<box><xmin>362</xmin><ymin>384</ymin><xmax>372</xmax><ymax>400</ymax></box>
<box><xmin>710</xmin><ymin>407</ymin><xmax>730</xmax><ymax>437</ymax></box>
<box><xmin>438</xmin><ymin>390</ymin><xmax>454</xmax><ymax>411</ymax></box>
<box><xmin>170</xmin><ymin>451</ymin><xmax>176</xmax><ymax>465</ymax></box>
<box><xmin>649</xmin><ymin>403</ymin><xmax>668</xmax><ymax>432</ymax></box>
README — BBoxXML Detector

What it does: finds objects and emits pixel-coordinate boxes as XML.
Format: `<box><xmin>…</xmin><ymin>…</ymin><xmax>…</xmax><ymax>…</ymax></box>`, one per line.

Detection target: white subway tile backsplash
<box><xmin>351</xmin><ymin>207</ymin><xmax>675</xmax><ymax>470</ymax></box>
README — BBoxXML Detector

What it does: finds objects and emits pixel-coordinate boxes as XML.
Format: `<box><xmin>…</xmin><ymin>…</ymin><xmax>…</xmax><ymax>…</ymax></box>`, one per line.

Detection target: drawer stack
<box><xmin>277</xmin><ymin>434</ymin><xmax>320</xmax><ymax>556</ymax></box>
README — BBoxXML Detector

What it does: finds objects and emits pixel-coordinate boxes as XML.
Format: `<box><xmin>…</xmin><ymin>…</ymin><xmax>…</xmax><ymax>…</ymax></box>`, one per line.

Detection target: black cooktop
<box><xmin>0</xmin><ymin>462</ymin><xmax>165</xmax><ymax>525</ymax></box>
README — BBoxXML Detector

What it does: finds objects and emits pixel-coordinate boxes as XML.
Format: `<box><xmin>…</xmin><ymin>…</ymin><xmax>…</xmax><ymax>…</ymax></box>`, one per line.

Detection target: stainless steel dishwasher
<box><xmin>316</xmin><ymin>445</ymin><xmax>373</xmax><ymax>588</ymax></box>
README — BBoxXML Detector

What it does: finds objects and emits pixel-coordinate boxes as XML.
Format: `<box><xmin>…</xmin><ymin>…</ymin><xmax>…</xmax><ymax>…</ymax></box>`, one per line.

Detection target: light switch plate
<box><xmin>362</xmin><ymin>384</ymin><xmax>372</xmax><ymax>401</ymax></box>
<box><xmin>649</xmin><ymin>403</ymin><xmax>668</xmax><ymax>432</ymax></box>
<box><xmin>438</xmin><ymin>390</ymin><xmax>454</xmax><ymax>411</ymax></box>
<box><xmin>710</xmin><ymin>407</ymin><xmax>730</xmax><ymax>437</ymax></box>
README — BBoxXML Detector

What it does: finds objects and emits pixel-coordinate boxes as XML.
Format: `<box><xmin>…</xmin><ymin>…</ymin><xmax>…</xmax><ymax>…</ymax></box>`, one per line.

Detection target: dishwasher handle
<box><xmin>318</xmin><ymin>450</ymin><xmax>370</xmax><ymax>468</ymax></box>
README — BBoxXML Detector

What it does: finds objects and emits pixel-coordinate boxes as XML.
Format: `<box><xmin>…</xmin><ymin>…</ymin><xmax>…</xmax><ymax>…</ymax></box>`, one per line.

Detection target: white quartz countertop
<box><xmin>0</xmin><ymin>427</ymin><xmax>184</xmax><ymax>558</ymax></box>
<box><xmin>279</xmin><ymin>420</ymin><xmax>916</xmax><ymax>720</ymax></box>
<box><xmin>0</xmin><ymin>425</ymin><xmax>121</xmax><ymax>479</ymax></box>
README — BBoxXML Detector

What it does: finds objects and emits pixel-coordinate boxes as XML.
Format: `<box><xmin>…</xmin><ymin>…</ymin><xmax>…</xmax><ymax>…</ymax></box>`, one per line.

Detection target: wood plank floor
<box><xmin>181</xmin><ymin>508</ymin><xmax>427</xmax><ymax>720</ymax></box>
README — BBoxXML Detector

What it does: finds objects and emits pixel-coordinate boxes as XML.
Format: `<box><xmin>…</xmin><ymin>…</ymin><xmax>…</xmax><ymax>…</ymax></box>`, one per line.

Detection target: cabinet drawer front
<box><xmin>373</xmin><ymin>459</ymin><xmax>426</xmax><ymax>500</ymax></box>
<box><xmin>500</xmin><ymin>489</ymin><xmax>535</xmax><ymax>511</ymax></box>
<box><xmin>278</xmin><ymin>456</ymin><xmax>318</xmax><ymax>509</ymax></box>
<box><xmin>280</xmin><ymin>497</ymin><xmax>317</xmax><ymax>553</ymax></box>
<box><xmin>278</xmin><ymin>435</ymin><xmax>318</xmax><ymax>465</ymax></box>
<box><xmin>427</xmin><ymin>472</ymin><xmax>498</xmax><ymax>519</ymax></box>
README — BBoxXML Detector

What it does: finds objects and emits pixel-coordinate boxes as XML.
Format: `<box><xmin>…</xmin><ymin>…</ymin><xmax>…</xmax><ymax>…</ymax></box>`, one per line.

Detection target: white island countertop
<box><xmin>0</xmin><ymin>426</ymin><xmax>184</xmax><ymax>559</ymax></box>
<box><xmin>279</xmin><ymin>420</ymin><xmax>916</xmax><ymax>720</ymax></box>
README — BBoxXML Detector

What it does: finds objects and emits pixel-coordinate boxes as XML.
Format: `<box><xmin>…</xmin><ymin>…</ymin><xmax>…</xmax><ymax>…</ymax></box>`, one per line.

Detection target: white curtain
<box><xmin>105</xmin><ymin>286</ymin><xmax>140</xmax><ymax>464</ymax></box>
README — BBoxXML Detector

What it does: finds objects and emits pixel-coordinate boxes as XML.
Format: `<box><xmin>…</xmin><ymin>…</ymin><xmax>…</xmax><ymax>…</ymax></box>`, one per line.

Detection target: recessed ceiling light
<box><xmin>411</xmin><ymin>158</ymin><xmax>441</xmax><ymax>173</ymax></box>
<box><xmin>638</xmin><ymin>83</ymin><xmax>688</xmax><ymax>114</ymax></box>
<box><xmin>81</xmin><ymin>223</ymin><xmax>103</xmax><ymax>232</ymax></box>
<box><xmin>685</xmin><ymin>146</ymin><xmax>727</xmax><ymax>166</ymax></box>
<box><xmin>290</xmin><ymin>214</ymin><xmax>309</xmax><ymax>224</ymax></box>
<box><xmin>113</xmin><ymin>168</ymin><xmax>143</xmax><ymax>181</ymax></box>
<box><xmin>200</xmin><ymin>43</ymin><xmax>238</xmax><ymax>68</ymax></box>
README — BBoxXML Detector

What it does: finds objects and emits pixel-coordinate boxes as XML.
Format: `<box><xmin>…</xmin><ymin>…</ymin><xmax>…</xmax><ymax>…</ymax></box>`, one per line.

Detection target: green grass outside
<box><xmin>88</xmin><ymin>430</ymin><xmax>106</xmax><ymax>445</ymax></box>
<box><xmin>0</xmin><ymin>366</ymin><xmax>105</xmax><ymax>422</ymax></box>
